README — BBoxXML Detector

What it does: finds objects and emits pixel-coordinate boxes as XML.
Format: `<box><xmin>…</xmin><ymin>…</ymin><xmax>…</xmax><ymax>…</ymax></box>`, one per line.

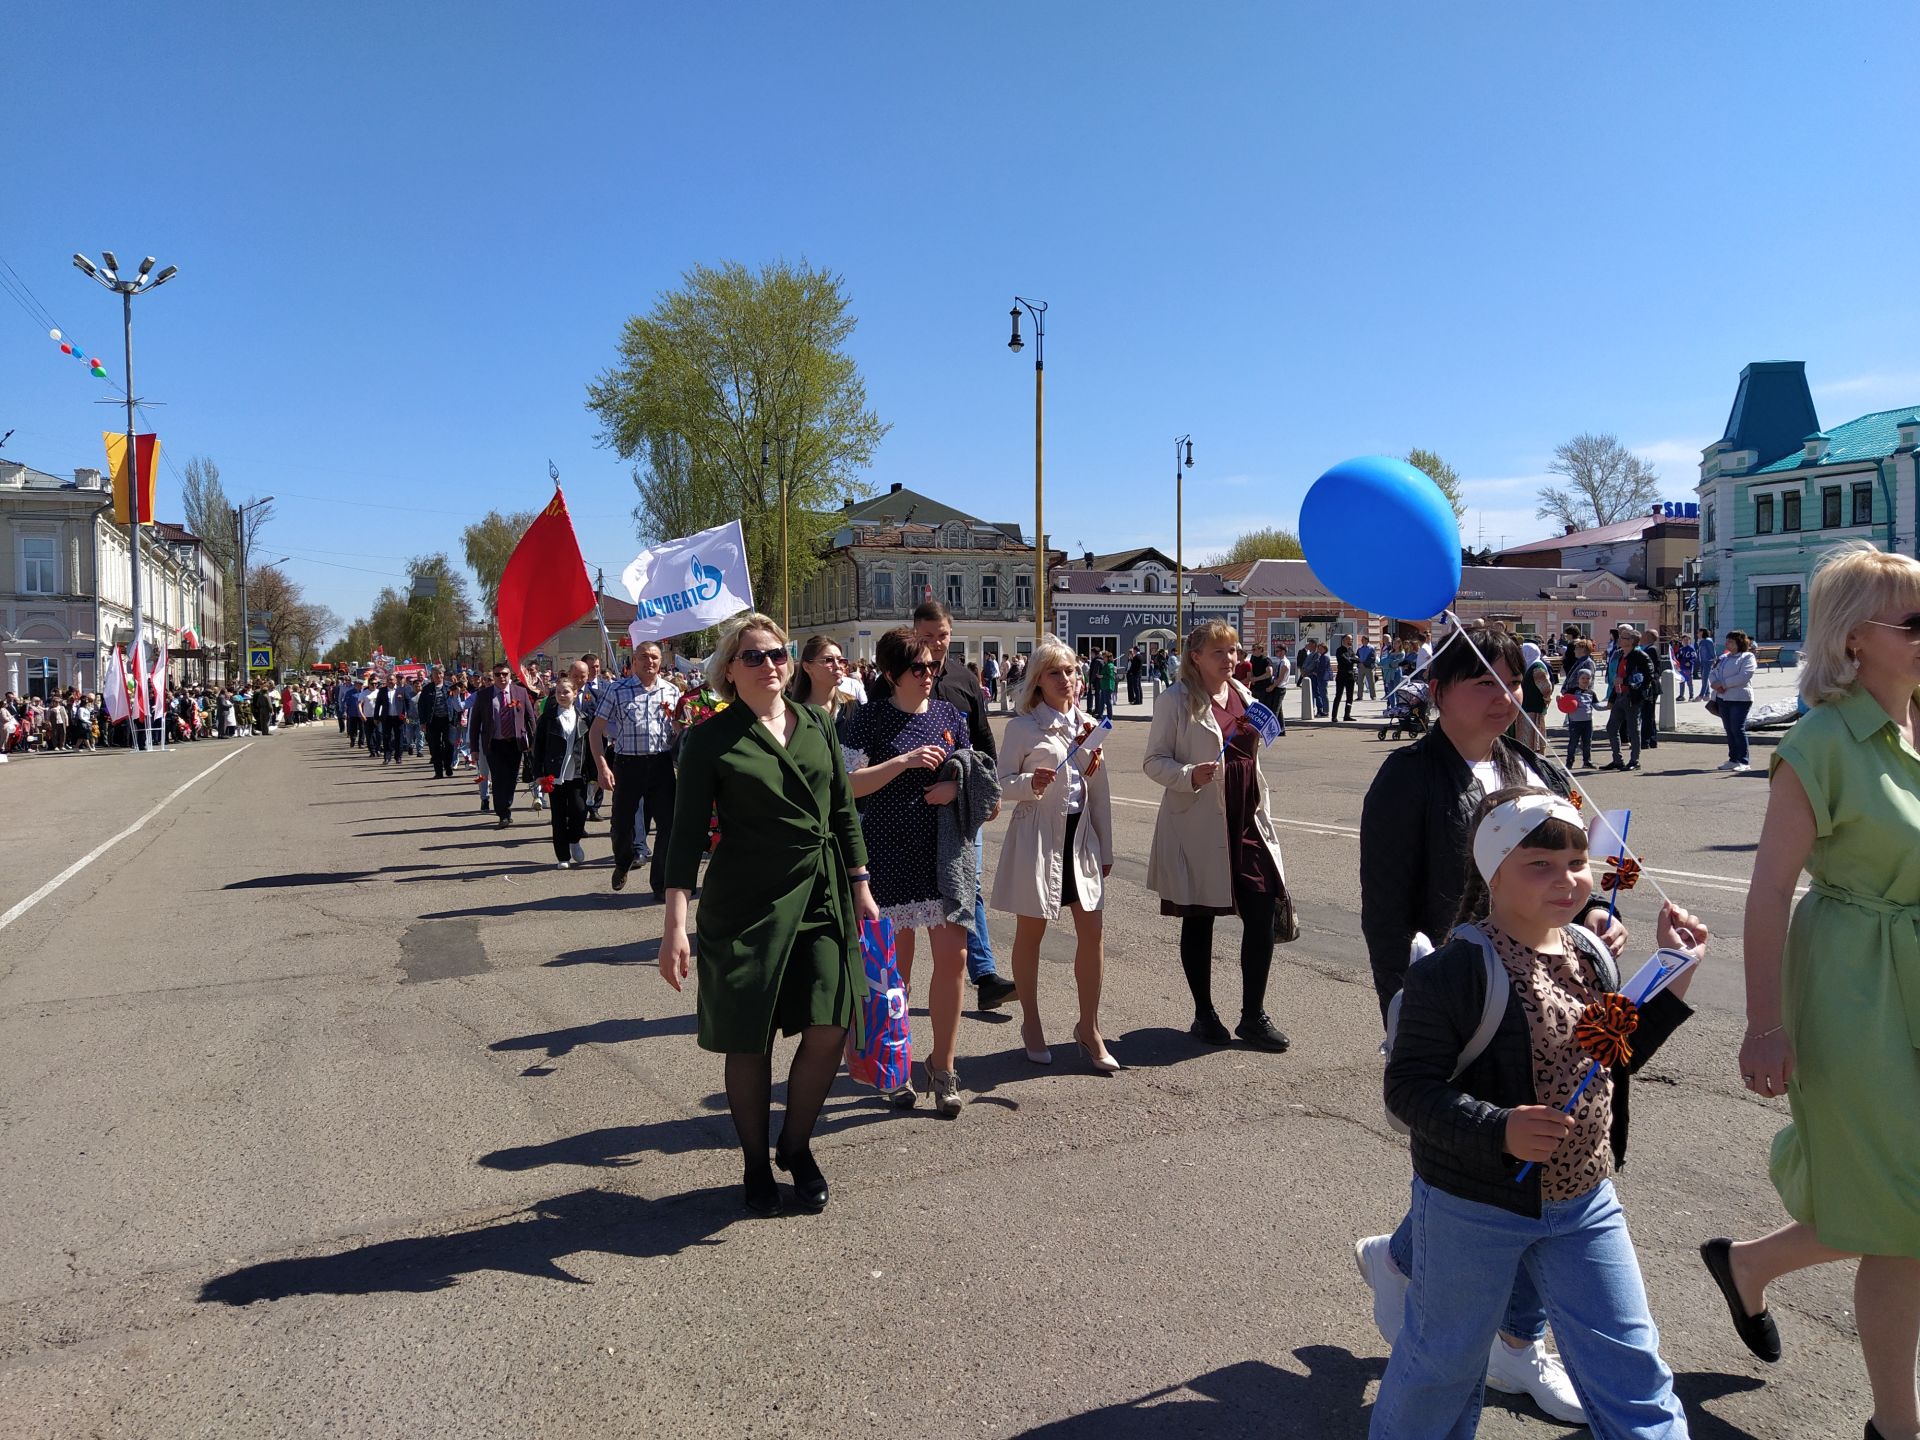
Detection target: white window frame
<box><xmin>1013</xmin><ymin>572</ymin><xmax>1033</xmax><ymax>611</ymax></box>
<box><xmin>945</xmin><ymin>572</ymin><xmax>964</xmax><ymax>609</ymax></box>
<box><xmin>979</xmin><ymin>572</ymin><xmax>998</xmax><ymax>610</ymax></box>
<box><xmin>19</xmin><ymin>532</ymin><xmax>59</xmax><ymax>595</ymax></box>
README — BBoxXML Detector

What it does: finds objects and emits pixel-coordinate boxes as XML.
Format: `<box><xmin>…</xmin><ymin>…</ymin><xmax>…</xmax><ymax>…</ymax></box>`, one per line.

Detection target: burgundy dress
<box><xmin>1160</xmin><ymin>691</ymin><xmax>1281</xmax><ymax>919</ymax></box>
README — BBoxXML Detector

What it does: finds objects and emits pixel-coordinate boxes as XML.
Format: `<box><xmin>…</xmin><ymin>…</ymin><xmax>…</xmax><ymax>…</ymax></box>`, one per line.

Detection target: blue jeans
<box><xmin>1312</xmin><ymin>677</ymin><xmax>1329</xmax><ymax>715</ymax></box>
<box><xmin>1372</xmin><ymin>1179</ymin><xmax>1687</xmax><ymax>1440</ymax></box>
<box><xmin>966</xmin><ymin>832</ymin><xmax>998</xmax><ymax>980</ymax></box>
<box><xmin>1719</xmin><ymin>699</ymin><xmax>1751</xmax><ymax>765</ymax></box>
<box><xmin>1389</xmin><ymin>1206</ymin><xmax>1545</xmax><ymax>1345</ymax></box>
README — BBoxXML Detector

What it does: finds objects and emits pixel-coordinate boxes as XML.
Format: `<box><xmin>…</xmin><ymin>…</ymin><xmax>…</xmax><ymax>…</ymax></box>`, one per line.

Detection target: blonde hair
<box><xmin>709</xmin><ymin>611</ymin><xmax>788</xmax><ymax>703</ymax></box>
<box><xmin>1800</xmin><ymin>541</ymin><xmax>1920</xmax><ymax>707</ymax></box>
<box><xmin>1176</xmin><ymin>620</ymin><xmax>1242</xmax><ymax>717</ymax></box>
<box><xmin>1017</xmin><ymin>635</ymin><xmax>1080</xmax><ymax>714</ymax></box>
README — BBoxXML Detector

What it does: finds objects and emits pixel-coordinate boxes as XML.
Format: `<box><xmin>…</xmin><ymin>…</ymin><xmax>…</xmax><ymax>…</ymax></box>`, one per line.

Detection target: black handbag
<box><xmin>1275</xmin><ymin>876</ymin><xmax>1302</xmax><ymax>944</ymax></box>
<box><xmin>1704</xmin><ymin>696</ymin><xmax>1721</xmax><ymax>718</ymax></box>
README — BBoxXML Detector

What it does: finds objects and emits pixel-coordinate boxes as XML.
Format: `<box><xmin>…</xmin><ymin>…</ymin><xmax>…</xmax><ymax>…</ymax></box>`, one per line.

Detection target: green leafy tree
<box><xmin>324</xmin><ymin>619</ymin><xmax>374</xmax><ymax>668</ymax></box>
<box><xmin>585</xmin><ymin>259</ymin><xmax>889</xmax><ymax>600</ymax></box>
<box><xmin>461</xmin><ymin>510</ymin><xmax>535</xmax><ymax>657</ymax></box>
<box><xmin>1405</xmin><ymin>447</ymin><xmax>1467</xmax><ymax>523</ymax></box>
<box><xmin>404</xmin><ymin>553</ymin><xmax>474</xmax><ymax>661</ymax></box>
<box><xmin>1536</xmin><ymin>432</ymin><xmax>1661</xmax><ymax>529</ymax></box>
<box><xmin>1207</xmin><ymin>527</ymin><xmax>1304</xmax><ymax>566</ymax></box>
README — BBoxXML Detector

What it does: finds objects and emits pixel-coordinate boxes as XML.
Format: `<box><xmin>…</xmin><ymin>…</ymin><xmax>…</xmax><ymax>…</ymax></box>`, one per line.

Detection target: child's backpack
<box><xmin>1381</xmin><ymin>922</ymin><xmax>1617</xmax><ymax>1135</ymax></box>
<box><xmin>845</xmin><ymin>918</ymin><xmax>912</xmax><ymax>1092</ymax></box>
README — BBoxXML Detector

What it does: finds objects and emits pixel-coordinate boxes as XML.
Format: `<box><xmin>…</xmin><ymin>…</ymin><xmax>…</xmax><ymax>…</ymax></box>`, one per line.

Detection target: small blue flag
<box><xmin>1242</xmin><ymin>699</ymin><xmax>1284</xmax><ymax>746</ymax></box>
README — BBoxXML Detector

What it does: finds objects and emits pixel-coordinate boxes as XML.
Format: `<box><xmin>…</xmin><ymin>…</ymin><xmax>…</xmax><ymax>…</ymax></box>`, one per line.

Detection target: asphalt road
<box><xmin>0</xmin><ymin>712</ymin><xmax>1872</xmax><ymax>1439</ymax></box>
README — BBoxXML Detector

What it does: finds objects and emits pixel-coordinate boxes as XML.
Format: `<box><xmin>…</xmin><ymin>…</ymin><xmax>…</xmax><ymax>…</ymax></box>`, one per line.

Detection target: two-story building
<box><xmin>1050</xmin><ymin>549</ymin><xmax>1241</xmax><ymax>660</ymax></box>
<box><xmin>1</xmin><ymin>459</ymin><xmax>218</xmax><ymax>698</ymax></box>
<box><xmin>1696</xmin><ymin>361</ymin><xmax>1920</xmax><ymax>646</ymax></box>
<box><xmin>792</xmin><ymin>484</ymin><xmax>1058</xmax><ymax>666</ymax></box>
<box><xmin>1493</xmin><ymin>510</ymin><xmax>1699</xmax><ymax>637</ymax></box>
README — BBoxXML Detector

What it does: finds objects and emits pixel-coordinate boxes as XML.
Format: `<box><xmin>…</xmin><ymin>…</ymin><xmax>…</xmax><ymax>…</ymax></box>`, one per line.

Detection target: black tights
<box><xmin>722</xmin><ymin>1024</ymin><xmax>847</xmax><ymax>1175</ymax></box>
<box><xmin>1178</xmin><ymin>889</ymin><xmax>1277</xmax><ymax>1020</ymax></box>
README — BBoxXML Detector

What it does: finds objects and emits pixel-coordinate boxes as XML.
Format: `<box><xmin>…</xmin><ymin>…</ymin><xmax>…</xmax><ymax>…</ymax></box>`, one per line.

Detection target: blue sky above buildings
<box><xmin>5</xmin><ymin>1</ymin><xmax>1918</xmax><ymax>628</ymax></box>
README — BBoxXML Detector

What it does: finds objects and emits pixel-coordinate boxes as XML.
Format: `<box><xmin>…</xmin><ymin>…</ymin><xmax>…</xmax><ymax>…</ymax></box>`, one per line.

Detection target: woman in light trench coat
<box><xmin>990</xmin><ymin>635</ymin><xmax>1122</xmax><ymax>1072</ymax></box>
<box><xmin>1145</xmin><ymin>619</ymin><xmax>1293</xmax><ymax>1052</ymax></box>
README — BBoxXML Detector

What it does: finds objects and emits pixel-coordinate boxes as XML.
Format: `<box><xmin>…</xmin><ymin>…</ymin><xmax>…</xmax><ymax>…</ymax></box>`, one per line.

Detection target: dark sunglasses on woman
<box><xmin>1864</xmin><ymin>615</ymin><xmax>1920</xmax><ymax>636</ymax></box>
<box><xmin>737</xmin><ymin>648</ymin><xmax>791</xmax><ymax>668</ymax></box>
<box><xmin>904</xmin><ymin>659</ymin><xmax>940</xmax><ymax>676</ymax></box>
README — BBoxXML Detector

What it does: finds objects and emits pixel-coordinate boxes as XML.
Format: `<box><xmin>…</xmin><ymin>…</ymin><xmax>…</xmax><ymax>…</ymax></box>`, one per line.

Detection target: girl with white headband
<box><xmin>1371</xmin><ymin>787</ymin><xmax>1706</xmax><ymax>1440</ymax></box>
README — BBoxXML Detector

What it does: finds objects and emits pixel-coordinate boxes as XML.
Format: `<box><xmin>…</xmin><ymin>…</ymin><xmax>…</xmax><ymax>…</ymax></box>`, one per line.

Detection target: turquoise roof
<box><xmin>1754</xmin><ymin>404</ymin><xmax>1920</xmax><ymax>474</ymax></box>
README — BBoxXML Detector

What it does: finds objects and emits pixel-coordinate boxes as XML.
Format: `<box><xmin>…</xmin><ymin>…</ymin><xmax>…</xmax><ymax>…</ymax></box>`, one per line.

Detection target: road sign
<box><xmin>248</xmin><ymin>646</ymin><xmax>273</xmax><ymax>672</ymax></box>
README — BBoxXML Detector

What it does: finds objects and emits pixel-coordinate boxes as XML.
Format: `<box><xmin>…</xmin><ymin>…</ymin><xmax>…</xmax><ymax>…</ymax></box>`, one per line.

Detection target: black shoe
<box><xmin>1626</xmin><ymin>762</ymin><xmax>1641</xmax><ymax>771</ymax></box>
<box><xmin>611</xmin><ymin>862</ymin><xmax>630</xmax><ymax>892</ymax></box>
<box><xmin>495</xmin><ymin>817</ymin><xmax>509</xmax><ymax>829</ymax></box>
<box><xmin>1189</xmin><ymin>1011</ymin><xmax>1232</xmax><ymax>1045</ymax></box>
<box><xmin>975</xmin><ymin>974</ymin><xmax>1018</xmax><ymax>1010</ymax></box>
<box><xmin>774</xmin><ymin>1141</ymin><xmax>829</xmax><ymax>1213</ymax></box>
<box><xmin>1236</xmin><ymin>1012</ymin><xmax>1291</xmax><ymax>1052</ymax></box>
<box><xmin>742</xmin><ymin>1164</ymin><xmax>780</xmax><ymax>1217</ymax></box>
<box><xmin>1599</xmin><ymin>761</ymin><xmax>1625</xmax><ymax>771</ymax></box>
<box><xmin>1699</xmin><ymin>1238</ymin><xmax>1781</xmax><ymax>1363</ymax></box>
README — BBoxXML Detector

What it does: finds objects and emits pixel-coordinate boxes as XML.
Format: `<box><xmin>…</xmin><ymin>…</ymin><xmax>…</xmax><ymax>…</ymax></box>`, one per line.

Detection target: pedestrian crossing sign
<box><xmin>248</xmin><ymin>646</ymin><xmax>273</xmax><ymax>672</ymax></box>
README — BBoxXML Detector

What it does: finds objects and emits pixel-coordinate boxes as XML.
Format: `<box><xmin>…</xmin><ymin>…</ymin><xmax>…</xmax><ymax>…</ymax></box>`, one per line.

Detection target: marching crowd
<box><xmin>0</xmin><ymin>677</ymin><xmax>330</xmax><ymax>756</ymax></box>
<box><xmin>314</xmin><ymin>555</ymin><xmax>1917</xmax><ymax>1440</ymax></box>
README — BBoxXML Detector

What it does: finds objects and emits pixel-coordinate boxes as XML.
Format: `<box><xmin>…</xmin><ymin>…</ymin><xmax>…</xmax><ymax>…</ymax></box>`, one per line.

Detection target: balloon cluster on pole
<box><xmin>48</xmin><ymin>328</ymin><xmax>108</xmax><ymax>379</ymax></box>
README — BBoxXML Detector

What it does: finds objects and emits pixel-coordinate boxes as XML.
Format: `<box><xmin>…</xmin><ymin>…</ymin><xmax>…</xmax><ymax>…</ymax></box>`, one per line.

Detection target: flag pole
<box><xmin>550</xmin><ymin>462</ymin><xmax>618</xmax><ymax>670</ymax></box>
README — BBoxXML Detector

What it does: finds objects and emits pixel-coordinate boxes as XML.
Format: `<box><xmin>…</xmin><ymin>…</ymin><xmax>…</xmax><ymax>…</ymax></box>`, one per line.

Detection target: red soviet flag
<box><xmin>495</xmin><ymin>488</ymin><xmax>595</xmax><ymax>672</ymax></box>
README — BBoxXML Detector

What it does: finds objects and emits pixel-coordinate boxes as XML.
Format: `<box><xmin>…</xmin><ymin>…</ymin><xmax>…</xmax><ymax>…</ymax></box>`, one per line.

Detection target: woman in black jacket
<box><xmin>1356</xmin><ymin>623</ymin><xmax>1631</xmax><ymax>1422</ymax></box>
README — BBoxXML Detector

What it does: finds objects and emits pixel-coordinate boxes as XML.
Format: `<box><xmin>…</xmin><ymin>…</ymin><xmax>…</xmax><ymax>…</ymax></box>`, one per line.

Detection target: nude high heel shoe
<box><xmin>1074</xmin><ymin>1024</ymin><xmax>1122</xmax><ymax>1073</ymax></box>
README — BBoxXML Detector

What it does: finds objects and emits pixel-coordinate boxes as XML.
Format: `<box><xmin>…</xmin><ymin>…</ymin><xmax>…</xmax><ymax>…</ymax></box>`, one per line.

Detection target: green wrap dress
<box><xmin>666</xmin><ymin>701</ymin><xmax>869</xmax><ymax>1056</ymax></box>
<box><xmin>1769</xmin><ymin>685</ymin><xmax>1920</xmax><ymax>1259</ymax></box>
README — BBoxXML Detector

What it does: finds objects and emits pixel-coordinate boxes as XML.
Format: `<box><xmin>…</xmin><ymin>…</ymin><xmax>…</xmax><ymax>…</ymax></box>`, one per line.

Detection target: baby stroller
<box><xmin>1378</xmin><ymin>677</ymin><xmax>1430</xmax><ymax>741</ymax></box>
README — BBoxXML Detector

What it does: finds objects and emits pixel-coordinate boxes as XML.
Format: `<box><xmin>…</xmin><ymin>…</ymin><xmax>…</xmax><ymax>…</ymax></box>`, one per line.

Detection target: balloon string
<box><xmin>1377</xmin><ymin>626</ymin><xmax>1463</xmax><ymax>707</ymax></box>
<box><xmin>1439</xmin><ymin>610</ymin><xmax>1676</xmax><ymax>913</ymax></box>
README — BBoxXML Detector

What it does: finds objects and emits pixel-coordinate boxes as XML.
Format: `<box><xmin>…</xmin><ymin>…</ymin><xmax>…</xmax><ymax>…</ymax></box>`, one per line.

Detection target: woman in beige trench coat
<box><xmin>1145</xmin><ymin>619</ymin><xmax>1292</xmax><ymax>1052</ymax></box>
<box><xmin>990</xmin><ymin>636</ymin><xmax>1121</xmax><ymax>1072</ymax></box>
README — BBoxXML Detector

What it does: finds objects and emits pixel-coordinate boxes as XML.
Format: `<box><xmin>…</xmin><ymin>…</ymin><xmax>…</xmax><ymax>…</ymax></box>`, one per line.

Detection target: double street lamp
<box><xmin>73</xmin><ymin>251</ymin><xmax>177</xmax><ymax>750</ymax></box>
<box><xmin>1173</xmin><ymin>435</ymin><xmax>1195</xmax><ymax>639</ymax></box>
<box><xmin>1007</xmin><ymin>297</ymin><xmax>1048</xmax><ymax>646</ymax></box>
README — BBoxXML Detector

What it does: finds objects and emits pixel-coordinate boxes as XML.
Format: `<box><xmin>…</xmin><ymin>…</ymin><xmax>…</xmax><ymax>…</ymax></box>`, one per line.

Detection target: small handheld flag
<box><xmin>1218</xmin><ymin>700</ymin><xmax>1284</xmax><ymax>759</ymax></box>
<box><xmin>1062</xmin><ymin>716</ymin><xmax>1112</xmax><ymax>765</ymax></box>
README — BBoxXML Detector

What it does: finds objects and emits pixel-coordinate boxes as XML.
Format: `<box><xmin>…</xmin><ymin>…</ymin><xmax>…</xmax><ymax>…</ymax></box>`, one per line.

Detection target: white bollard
<box><xmin>1658</xmin><ymin>667</ymin><xmax>1676</xmax><ymax>734</ymax></box>
<box><xmin>1299</xmin><ymin>682</ymin><xmax>1313</xmax><ymax>724</ymax></box>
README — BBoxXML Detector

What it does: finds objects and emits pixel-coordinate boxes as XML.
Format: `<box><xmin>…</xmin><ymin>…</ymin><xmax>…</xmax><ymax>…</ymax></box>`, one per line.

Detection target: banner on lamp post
<box><xmin>620</xmin><ymin>519</ymin><xmax>755</xmax><ymax>645</ymax></box>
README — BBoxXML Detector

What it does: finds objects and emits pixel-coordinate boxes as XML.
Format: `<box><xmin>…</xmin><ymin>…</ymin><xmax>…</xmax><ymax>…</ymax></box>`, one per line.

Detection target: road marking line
<box><xmin>1111</xmin><ymin>793</ymin><xmax>1767</xmax><ymax>891</ymax></box>
<box><xmin>0</xmin><ymin>743</ymin><xmax>254</xmax><ymax>935</ymax></box>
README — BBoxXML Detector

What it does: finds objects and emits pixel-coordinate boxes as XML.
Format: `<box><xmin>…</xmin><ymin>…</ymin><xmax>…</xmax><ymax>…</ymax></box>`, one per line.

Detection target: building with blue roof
<box><xmin>1695</xmin><ymin>362</ymin><xmax>1920</xmax><ymax>648</ymax></box>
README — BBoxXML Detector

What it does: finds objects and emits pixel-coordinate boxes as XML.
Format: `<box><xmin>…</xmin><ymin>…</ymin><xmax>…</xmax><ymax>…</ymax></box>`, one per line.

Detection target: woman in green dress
<box><xmin>659</xmin><ymin>614</ymin><xmax>879</xmax><ymax>1218</ymax></box>
<box><xmin>1701</xmin><ymin>544</ymin><xmax>1920</xmax><ymax>1440</ymax></box>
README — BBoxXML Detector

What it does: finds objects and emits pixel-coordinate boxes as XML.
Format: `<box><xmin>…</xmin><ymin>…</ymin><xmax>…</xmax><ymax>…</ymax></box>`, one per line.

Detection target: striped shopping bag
<box><xmin>845</xmin><ymin>918</ymin><xmax>911</xmax><ymax>1091</ymax></box>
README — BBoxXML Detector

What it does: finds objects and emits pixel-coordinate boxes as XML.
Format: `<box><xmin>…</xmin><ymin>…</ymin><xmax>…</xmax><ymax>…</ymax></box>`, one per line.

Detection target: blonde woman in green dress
<box><xmin>1700</xmin><ymin>543</ymin><xmax>1920</xmax><ymax>1440</ymax></box>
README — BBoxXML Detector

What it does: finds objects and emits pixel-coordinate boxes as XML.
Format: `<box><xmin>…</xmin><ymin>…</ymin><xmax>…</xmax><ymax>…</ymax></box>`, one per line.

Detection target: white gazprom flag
<box><xmin>621</xmin><ymin>518</ymin><xmax>755</xmax><ymax>644</ymax></box>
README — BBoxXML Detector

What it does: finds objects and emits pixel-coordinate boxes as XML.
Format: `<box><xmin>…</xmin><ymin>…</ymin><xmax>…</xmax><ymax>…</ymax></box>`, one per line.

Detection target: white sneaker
<box><xmin>1485</xmin><ymin>1337</ymin><xmax>1587</xmax><ymax>1424</ymax></box>
<box><xmin>1732</xmin><ymin>762</ymin><xmax>1752</xmax><ymax>772</ymax></box>
<box><xmin>556</xmin><ymin>860</ymin><xmax>571</xmax><ymax>870</ymax></box>
<box><xmin>570</xmin><ymin>842</ymin><xmax>587</xmax><ymax>866</ymax></box>
<box><xmin>1717</xmin><ymin>760</ymin><xmax>1738</xmax><ymax>771</ymax></box>
<box><xmin>1354</xmin><ymin>1235</ymin><xmax>1409</xmax><ymax>1345</ymax></box>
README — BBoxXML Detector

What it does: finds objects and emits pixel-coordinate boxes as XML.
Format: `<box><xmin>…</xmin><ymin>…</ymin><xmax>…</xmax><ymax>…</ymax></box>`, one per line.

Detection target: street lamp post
<box><xmin>73</xmin><ymin>251</ymin><xmax>177</xmax><ymax>752</ymax></box>
<box><xmin>1173</xmin><ymin>435</ymin><xmax>1195</xmax><ymax>641</ymax></box>
<box><xmin>762</xmin><ymin>436</ymin><xmax>793</xmax><ymax>635</ymax></box>
<box><xmin>234</xmin><ymin>497</ymin><xmax>275</xmax><ymax>681</ymax></box>
<box><xmin>1007</xmin><ymin>298</ymin><xmax>1048</xmax><ymax>646</ymax></box>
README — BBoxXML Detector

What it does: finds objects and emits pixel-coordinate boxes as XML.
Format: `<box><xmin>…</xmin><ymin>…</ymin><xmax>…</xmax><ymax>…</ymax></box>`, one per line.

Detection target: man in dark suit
<box><xmin>417</xmin><ymin>664</ymin><xmax>455</xmax><ymax>778</ymax></box>
<box><xmin>468</xmin><ymin>662</ymin><xmax>534</xmax><ymax>826</ymax></box>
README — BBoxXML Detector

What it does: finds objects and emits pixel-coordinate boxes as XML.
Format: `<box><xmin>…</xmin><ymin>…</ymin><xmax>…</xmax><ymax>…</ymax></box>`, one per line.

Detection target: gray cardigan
<box><xmin>935</xmin><ymin>748</ymin><xmax>1001</xmax><ymax>933</ymax></box>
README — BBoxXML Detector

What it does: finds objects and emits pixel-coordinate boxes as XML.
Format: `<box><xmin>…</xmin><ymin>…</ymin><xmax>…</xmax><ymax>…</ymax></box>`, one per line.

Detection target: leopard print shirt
<box><xmin>1488</xmin><ymin>924</ymin><xmax>1615</xmax><ymax>1202</ymax></box>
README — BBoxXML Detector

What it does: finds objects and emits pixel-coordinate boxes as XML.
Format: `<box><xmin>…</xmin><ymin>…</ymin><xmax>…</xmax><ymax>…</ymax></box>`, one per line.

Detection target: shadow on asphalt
<box><xmin>545</xmin><ymin>939</ymin><xmax>664</xmax><ymax>967</ymax></box>
<box><xmin>1011</xmin><ymin>1352</ymin><xmax>1382</xmax><ymax>1438</ymax></box>
<box><xmin>479</xmin><ymin>1113</ymin><xmax>729</xmax><ymax>1170</ymax></box>
<box><xmin>417</xmin><ymin>893</ymin><xmax>633</xmax><ymax>919</ymax></box>
<box><xmin>197</xmin><ymin>1186</ymin><xmax>738</xmax><ymax>1305</ymax></box>
<box><xmin>223</xmin><ymin>866</ymin><xmax>438</xmax><ymax>889</ymax></box>
<box><xmin>1109</xmin><ymin>1026</ymin><xmax>1219</xmax><ymax>1068</ymax></box>
<box><xmin>491</xmin><ymin>1014</ymin><xmax>696</xmax><ymax>1064</ymax></box>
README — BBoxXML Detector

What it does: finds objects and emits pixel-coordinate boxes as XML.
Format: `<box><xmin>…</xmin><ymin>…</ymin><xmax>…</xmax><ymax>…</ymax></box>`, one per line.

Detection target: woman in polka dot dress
<box><xmin>844</xmin><ymin>626</ymin><xmax>973</xmax><ymax>1115</ymax></box>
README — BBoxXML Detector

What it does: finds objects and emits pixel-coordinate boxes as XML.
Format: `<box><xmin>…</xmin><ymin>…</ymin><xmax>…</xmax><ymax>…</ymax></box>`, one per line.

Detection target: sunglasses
<box><xmin>903</xmin><ymin>660</ymin><xmax>940</xmax><ymax>677</ymax></box>
<box><xmin>1865</xmin><ymin>615</ymin><xmax>1920</xmax><ymax>636</ymax></box>
<box><xmin>814</xmin><ymin>655</ymin><xmax>847</xmax><ymax>667</ymax></box>
<box><xmin>737</xmin><ymin>648</ymin><xmax>791</xmax><ymax>669</ymax></box>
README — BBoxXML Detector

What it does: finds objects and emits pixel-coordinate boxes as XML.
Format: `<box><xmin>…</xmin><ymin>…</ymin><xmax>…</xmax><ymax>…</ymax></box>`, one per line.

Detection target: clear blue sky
<box><xmin>7</xmin><ymin>1</ymin><xmax>1917</xmax><ymax>633</ymax></box>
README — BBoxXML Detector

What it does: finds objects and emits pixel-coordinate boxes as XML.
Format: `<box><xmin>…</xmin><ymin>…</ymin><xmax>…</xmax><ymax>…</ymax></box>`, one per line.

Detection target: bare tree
<box><xmin>1535</xmin><ymin>433</ymin><xmax>1661</xmax><ymax>530</ymax></box>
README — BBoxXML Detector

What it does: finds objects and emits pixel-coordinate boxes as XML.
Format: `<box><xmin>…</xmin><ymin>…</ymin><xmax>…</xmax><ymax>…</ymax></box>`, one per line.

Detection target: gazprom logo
<box><xmin>635</xmin><ymin>554</ymin><xmax>726</xmax><ymax>621</ymax></box>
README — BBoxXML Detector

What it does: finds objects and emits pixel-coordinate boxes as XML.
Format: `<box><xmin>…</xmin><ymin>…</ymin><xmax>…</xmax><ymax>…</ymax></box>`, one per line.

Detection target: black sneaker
<box><xmin>1189</xmin><ymin>1011</ymin><xmax>1232</xmax><ymax>1046</ymax></box>
<box><xmin>975</xmin><ymin>974</ymin><xmax>1017</xmax><ymax>1009</ymax></box>
<box><xmin>1236</xmin><ymin>1012</ymin><xmax>1291</xmax><ymax>1052</ymax></box>
<box><xmin>611</xmin><ymin>862</ymin><xmax>630</xmax><ymax>892</ymax></box>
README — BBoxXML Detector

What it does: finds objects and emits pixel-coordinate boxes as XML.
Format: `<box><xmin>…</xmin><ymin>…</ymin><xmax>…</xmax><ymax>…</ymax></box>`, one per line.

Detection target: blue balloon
<box><xmin>1300</xmin><ymin>455</ymin><xmax>1461</xmax><ymax>619</ymax></box>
